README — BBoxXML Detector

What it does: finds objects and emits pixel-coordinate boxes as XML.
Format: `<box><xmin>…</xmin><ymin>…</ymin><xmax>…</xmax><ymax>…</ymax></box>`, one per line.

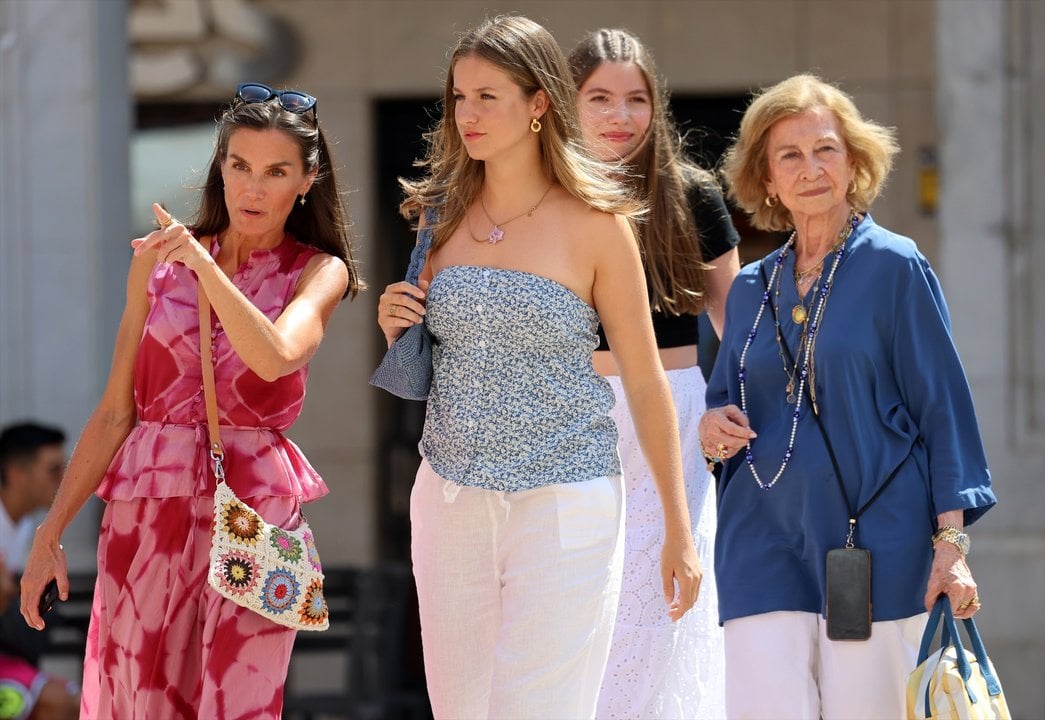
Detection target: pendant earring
<box><xmin>530</xmin><ymin>117</ymin><xmax>542</xmax><ymax>133</ymax></box>
<box><xmin>764</xmin><ymin>194</ymin><xmax>777</xmax><ymax>208</ymax></box>
<box><xmin>299</xmin><ymin>194</ymin><xmax>307</xmax><ymax>206</ymax></box>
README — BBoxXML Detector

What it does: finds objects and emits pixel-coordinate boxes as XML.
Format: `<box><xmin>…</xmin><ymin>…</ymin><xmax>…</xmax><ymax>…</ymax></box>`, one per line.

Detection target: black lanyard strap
<box><xmin>759</xmin><ymin>261</ymin><xmax>905</xmax><ymax>546</ymax></box>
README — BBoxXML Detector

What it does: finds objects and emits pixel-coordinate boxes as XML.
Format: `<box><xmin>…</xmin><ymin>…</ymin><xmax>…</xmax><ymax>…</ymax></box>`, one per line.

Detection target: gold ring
<box><xmin>968</xmin><ymin>596</ymin><xmax>981</xmax><ymax>609</ymax></box>
<box><xmin>389</xmin><ymin>305</ymin><xmax>398</xmax><ymax>317</ymax></box>
<box><xmin>716</xmin><ymin>442</ymin><xmax>727</xmax><ymax>457</ymax></box>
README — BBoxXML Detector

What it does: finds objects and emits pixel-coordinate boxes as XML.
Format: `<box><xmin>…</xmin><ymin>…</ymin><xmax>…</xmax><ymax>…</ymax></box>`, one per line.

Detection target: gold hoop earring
<box><xmin>530</xmin><ymin>117</ymin><xmax>542</xmax><ymax>133</ymax></box>
<box><xmin>847</xmin><ymin>179</ymin><xmax>857</xmax><ymax>196</ymax></box>
<box><xmin>764</xmin><ymin>194</ymin><xmax>777</xmax><ymax>208</ymax></box>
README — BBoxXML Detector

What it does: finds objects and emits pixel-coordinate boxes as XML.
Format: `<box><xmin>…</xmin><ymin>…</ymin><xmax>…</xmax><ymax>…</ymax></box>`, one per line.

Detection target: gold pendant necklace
<box><xmin>792</xmin><ymin>273</ymin><xmax>818</xmax><ymax>324</ymax></box>
<box><xmin>790</xmin><ymin>211</ymin><xmax>854</xmax><ymax>325</ymax></box>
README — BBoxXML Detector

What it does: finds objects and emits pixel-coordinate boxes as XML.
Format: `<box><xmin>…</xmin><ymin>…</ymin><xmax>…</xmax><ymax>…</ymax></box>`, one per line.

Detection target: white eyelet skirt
<box><xmin>597</xmin><ymin>366</ymin><xmax>726</xmax><ymax>720</ymax></box>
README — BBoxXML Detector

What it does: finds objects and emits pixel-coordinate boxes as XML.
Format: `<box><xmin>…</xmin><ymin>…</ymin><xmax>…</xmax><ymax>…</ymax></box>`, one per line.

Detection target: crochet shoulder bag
<box><xmin>199</xmin><ymin>283</ymin><xmax>329</xmax><ymax>631</ymax></box>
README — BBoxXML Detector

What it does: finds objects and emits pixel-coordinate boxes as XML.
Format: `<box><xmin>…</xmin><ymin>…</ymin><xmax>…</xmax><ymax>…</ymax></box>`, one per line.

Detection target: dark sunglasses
<box><xmin>236</xmin><ymin>82</ymin><xmax>317</xmax><ymax>116</ymax></box>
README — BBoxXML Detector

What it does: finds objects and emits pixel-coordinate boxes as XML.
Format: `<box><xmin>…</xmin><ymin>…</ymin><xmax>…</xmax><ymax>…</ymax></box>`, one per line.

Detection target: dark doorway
<box><xmin>372</xmin><ymin>97</ymin><xmax>442</xmax><ymax>565</ymax></box>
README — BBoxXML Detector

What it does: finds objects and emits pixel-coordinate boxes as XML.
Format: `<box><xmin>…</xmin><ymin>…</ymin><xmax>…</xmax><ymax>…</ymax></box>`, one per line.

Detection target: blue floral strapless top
<box><xmin>421</xmin><ymin>265</ymin><xmax>620</xmax><ymax>491</ymax></box>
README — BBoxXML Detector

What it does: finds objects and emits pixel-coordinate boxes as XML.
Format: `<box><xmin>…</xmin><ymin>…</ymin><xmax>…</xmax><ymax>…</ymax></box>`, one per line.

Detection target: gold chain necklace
<box><xmin>473</xmin><ymin>183</ymin><xmax>553</xmax><ymax>244</ymax></box>
<box><xmin>791</xmin><ymin>210</ymin><xmax>856</xmax><ymax>324</ymax></box>
<box><xmin>794</xmin><ymin>261</ymin><xmax>824</xmax><ymax>286</ymax></box>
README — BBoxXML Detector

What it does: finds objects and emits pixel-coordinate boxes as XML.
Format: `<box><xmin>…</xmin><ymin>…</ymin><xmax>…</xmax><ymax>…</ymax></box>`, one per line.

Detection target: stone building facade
<box><xmin>1</xmin><ymin>0</ymin><xmax>1041</xmax><ymax>711</ymax></box>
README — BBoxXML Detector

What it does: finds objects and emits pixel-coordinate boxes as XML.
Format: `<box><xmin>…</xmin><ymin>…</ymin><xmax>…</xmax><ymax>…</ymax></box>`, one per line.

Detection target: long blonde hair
<box><xmin>400</xmin><ymin>15</ymin><xmax>642</xmax><ymax>248</ymax></box>
<box><xmin>569</xmin><ymin>28</ymin><xmax>713</xmax><ymax>315</ymax></box>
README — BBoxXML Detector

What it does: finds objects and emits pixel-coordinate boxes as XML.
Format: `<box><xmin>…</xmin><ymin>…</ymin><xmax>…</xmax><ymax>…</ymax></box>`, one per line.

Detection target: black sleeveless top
<box><xmin>596</xmin><ymin>180</ymin><xmax>740</xmax><ymax>351</ymax></box>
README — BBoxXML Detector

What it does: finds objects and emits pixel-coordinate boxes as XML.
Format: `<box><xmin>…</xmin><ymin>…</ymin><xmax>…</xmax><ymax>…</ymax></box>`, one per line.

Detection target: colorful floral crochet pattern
<box><xmin>221</xmin><ymin>500</ymin><xmax>263</xmax><ymax>546</ymax></box>
<box><xmin>303</xmin><ymin>531</ymin><xmax>322</xmax><ymax>572</ymax></box>
<box><xmin>261</xmin><ymin>569</ymin><xmax>300</xmax><ymax>614</ymax></box>
<box><xmin>216</xmin><ymin>550</ymin><xmax>259</xmax><ymax>595</ymax></box>
<box><xmin>209</xmin><ymin>481</ymin><xmax>328</xmax><ymax>631</ymax></box>
<box><xmin>269</xmin><ymin>528</ymin><xmax>304</xmax><ymax>563</ymax></box>
<box><xmin>299</xmin><ymin>579</ymin><xmax>329</xmax><ymax>625</ymax></box>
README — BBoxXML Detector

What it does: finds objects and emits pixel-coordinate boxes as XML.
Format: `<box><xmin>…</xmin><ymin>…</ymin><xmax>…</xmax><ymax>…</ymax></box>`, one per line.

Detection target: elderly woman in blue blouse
<box><xmin>697</xmin><ymin>74</ymin><xmax>996</xmax><ymax>719</ymax></box>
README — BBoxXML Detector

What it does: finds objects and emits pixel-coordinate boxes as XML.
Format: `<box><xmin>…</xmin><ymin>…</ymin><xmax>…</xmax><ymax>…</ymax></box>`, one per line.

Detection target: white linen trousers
<box><xmin>598</xmin><ymin>367</ymin><xmax>725</xmax><ymax>719</ymax></box>
<box><xmin>724</xmin><ymin>610</ymin><xmax>928</xmax><ymax>719</ymax></box>
<box><xmin>410</xmin><ymin>458</ymin><xmax>625</xmax><ymax>720</ymax></box>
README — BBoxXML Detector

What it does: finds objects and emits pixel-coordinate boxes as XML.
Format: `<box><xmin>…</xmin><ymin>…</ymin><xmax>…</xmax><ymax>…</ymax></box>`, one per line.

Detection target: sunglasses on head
<box><xmin>236</xmin><ymin>82</ymin><xmax>317</xmax><ymax>116</ymax></box>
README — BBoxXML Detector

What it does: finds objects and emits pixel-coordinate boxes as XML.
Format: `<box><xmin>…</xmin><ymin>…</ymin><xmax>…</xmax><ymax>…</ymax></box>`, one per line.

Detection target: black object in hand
<box><xmin>38</xmin><ymin>579</ymin><xmax>59</xmax><ymax>615</ymax></box>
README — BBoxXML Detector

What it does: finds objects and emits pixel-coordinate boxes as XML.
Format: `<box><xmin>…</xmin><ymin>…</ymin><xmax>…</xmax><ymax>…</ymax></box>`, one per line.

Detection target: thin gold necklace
<box><xmin>474</xmin><ymin>183</ymin><xmax>553</xmax><ymax>244</ymax></box>
<box><xmin>792</xmin><ymin>209</ymin><xmax>856</xmax><ymax>324</ymax></box>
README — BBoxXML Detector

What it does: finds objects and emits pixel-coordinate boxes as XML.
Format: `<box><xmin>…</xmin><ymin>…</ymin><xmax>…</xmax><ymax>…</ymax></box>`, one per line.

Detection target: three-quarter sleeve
<box><xmin>889</xmin><ymin>253</ymin><xmax>996</xmax><ymax>525</ymax></box>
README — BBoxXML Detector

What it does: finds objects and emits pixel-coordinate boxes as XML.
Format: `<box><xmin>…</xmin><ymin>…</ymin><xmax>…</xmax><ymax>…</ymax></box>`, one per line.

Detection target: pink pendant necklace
<box><xmin>475</xmin><ymin>183</ymin><xmax>553</xmax><ymax>244</ymax></box>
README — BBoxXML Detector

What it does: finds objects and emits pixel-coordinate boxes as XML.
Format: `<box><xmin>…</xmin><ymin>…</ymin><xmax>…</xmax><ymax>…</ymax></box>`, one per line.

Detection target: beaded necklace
<box><xmin>738</xmin><ymin>211</ymin><xmax>859</xmax><ymax>490</ymax></box>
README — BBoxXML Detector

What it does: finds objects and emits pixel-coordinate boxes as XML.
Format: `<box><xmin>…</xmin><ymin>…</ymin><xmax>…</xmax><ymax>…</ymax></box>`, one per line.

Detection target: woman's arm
<box><xmin>377</xmin><ymin>212</ymin><xmax>431</xmax><ymax>348</ymax></box>
<box><xmin>134</xmin><ymin>206</ymin><xmax>349</xmax><ymax>382</ymax></box>
<box><xmin>593</xmin><ymin>212</ymin><xmax>701</xmax><ymax>621</ymax></box>
<box><xmin>20</xmin><ymin>247</ymin><xmax>154</xmax><ymax>629</ymax></box>
<box><xmin>886</xmin><ymin>250</ymin><xmax>990</xmax><ymax>618</ymax></box>
<box><xmin>924</xmin><ymin>511</ymin><xmax>979</xmax><ymax>619</ymax></box>
<box><xmin>702</xmin><ymin>247</ymin><xmax>739</xmax><ymax>338</ymax></box>
<box><xmin>198</xmin><ymin>252</ymin><xmax>348</xmax><ymax>381</ymax></box>
<box><xmin>690</xmin><ymin>180</ymin><xmax>741</xmax><ymax>338</ymax></box>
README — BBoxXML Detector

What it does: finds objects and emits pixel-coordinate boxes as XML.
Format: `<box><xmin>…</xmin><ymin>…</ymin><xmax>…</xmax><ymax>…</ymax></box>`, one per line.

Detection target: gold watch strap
<box><xmin>932</xmin><ymin>526</ymin><xmax>969</xmax><ymax>555</ymax></box>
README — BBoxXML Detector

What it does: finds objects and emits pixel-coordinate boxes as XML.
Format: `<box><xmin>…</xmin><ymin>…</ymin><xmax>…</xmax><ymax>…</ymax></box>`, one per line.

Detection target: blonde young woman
<box><xmin>375</xmin><ymin>16</ymin><xmax>701</xmax><ymax>720</ymax></box>
<box><xmin>569</xmin><ymin>29</ymin><xmax>740</xmax><ymax>719</ymax></box>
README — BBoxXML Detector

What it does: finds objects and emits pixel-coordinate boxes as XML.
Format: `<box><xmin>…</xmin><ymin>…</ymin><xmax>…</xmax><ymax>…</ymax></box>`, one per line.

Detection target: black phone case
<box><xmin>825</xmin><ymin>547</ymin><xmax>871</xmax><ymax>641</ymax></box>
<box><xmin>38</xmin><ymin>579</ymin><xmax>59</xmax><ymax>615</ymax></box>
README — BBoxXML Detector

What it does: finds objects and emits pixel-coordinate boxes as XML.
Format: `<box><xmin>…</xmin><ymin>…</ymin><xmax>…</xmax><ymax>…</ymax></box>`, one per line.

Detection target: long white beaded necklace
<box><xmin>737</xmin><ymin>213</ymin><xmax>857</xmax><ymax>490</ymax></box>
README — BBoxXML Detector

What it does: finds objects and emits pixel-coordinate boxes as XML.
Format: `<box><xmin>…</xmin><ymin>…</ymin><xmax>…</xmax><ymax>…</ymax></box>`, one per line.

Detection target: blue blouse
<box><xmin>706</xmin><ymin>215</ymin><xmax>996</xmax><ymax>623</ymax></box>
<box><xmin>421</xmin><ymin>265</ymin><xmax>621</xmax><ymax>491</ymax></box>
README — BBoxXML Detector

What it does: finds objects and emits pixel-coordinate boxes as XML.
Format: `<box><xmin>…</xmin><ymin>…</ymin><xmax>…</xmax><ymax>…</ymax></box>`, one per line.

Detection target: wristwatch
<box><xmin>932</xmin><ymin>526</ymin><xmax>971</xmax><ymax>556</ymax></box>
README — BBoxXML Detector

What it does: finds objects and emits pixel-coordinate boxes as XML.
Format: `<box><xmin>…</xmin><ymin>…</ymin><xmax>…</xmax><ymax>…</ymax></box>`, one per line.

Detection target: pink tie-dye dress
<box><xmin>81</xmin><ymin>234</ymin><xmax>329</xmax><ymax>719</ymax></box>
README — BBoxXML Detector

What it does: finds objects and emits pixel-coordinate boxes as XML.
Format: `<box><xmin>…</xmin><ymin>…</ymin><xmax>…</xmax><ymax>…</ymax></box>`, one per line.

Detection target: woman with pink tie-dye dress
<box><xmin>18</xmin><ymin>83</ymin><xmax>362</xmax><ymax>720</ymax></box>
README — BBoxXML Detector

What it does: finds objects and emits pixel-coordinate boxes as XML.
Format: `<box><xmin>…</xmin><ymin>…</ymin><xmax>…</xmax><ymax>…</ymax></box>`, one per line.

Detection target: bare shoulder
<box><xmin>127</xmin><ymin>247</ymin><xmax>161</xmax><ymax>297</ymax></box>
<box><xmin>554</xmin><ymin>192</ymin><xmax>635</xmax><ymax>248</ymax></box>
<box><xmin>298</xmin><ymin>251</ymin><xmax>350</xmax><ymax>298</ymax></box>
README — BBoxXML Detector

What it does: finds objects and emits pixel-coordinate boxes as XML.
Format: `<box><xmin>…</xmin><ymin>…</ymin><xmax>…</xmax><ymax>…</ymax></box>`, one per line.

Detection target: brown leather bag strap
<box><xmin>197</xmin><ymin>282</ymin><xmax>226</xmax><ymax>479</ymax></box>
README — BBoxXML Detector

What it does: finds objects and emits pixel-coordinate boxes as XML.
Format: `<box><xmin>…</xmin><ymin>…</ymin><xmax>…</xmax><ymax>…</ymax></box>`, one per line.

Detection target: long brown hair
<box><xmin>193</xmin><ymin>96</ymin><xmax>363</xmax><ymax>298</ymax></box>
<box><xmin>569</xmin><ymin>28</ymin><xmax>713</xmax><ymax>315</ymax></box>
<box><xmin>399</xmin><ymin>15</ymin><xmax>642</xmax><ymax>248</ymax></box>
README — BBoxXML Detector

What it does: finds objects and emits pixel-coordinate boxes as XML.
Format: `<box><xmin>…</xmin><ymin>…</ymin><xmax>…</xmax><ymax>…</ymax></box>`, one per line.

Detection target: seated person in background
<box><xmin>1</xmin><ymin>422</ymin><xmax>79</xmax><ymax>720</ymax></box>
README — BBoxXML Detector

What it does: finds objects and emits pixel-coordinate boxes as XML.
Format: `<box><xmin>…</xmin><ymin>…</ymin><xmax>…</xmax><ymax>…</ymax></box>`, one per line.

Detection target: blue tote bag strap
<box><xmin>956</xmin><ymin>604</ymin><xmax>1003</xmax><ymax>696</ymax></box>
<box><xmin>939</xmin><ymin>596</ymin><xmax>978</xmax><ymax>704</ymax></box>
<box><xmin>404</xmin><ymin>207</ymin><xmax>438</xmax><ymax>286</ymax></box>
<box><xmin>916</xmin><ymin>597</ymin><xmax>946</xmax><ymax>664</ymax></box>
<box><xmin>918</xmin><ymin>596</ymin><xmax>1004</xmax><ymax>712</ymax></box>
